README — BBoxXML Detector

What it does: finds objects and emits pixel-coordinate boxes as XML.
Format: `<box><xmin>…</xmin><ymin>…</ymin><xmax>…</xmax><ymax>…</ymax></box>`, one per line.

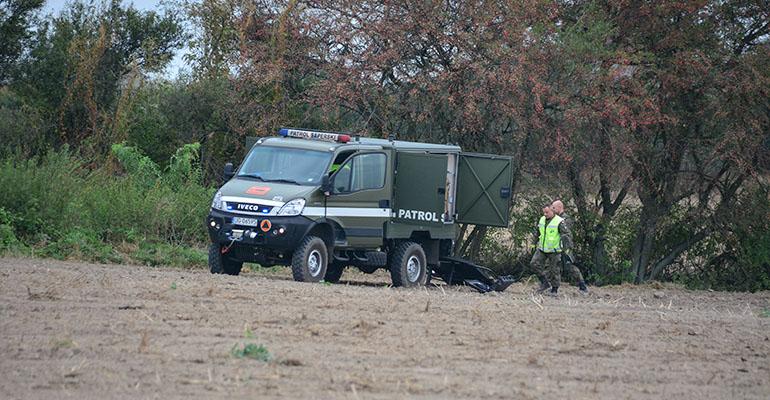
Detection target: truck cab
<box><xmin>207</xmin><ymin>128</ymin><xmax>513</xmax><ymax>288</ymax></box>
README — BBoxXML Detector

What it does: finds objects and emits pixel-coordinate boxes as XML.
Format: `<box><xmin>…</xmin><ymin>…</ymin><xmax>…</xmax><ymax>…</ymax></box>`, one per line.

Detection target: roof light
<box><xmin>278</xmin><ymin>128</ymin><xmax>351</xmax><ymax>143</ymax></box>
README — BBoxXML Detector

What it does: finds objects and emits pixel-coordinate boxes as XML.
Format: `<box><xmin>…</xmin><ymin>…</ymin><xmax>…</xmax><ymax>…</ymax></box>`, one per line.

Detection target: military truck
<box><xmin>206</xmin><ymin>128</ymin><xmax>514</xmax><ymax>290</ymax></box>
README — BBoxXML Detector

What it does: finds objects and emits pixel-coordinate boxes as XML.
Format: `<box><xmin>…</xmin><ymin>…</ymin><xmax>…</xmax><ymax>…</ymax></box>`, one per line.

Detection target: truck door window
<box><xmin>329</xmin><ymin>151</ymin><xmax>354</xmax><ymax>174</ymax></box>
<box><xmin>333</xmin><ymin>153</ymin><xmax>386</xmax><ymax>193</ymax></box>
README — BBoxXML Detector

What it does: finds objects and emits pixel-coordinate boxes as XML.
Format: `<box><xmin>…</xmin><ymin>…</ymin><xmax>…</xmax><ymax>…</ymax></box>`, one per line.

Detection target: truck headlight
<box><xmin>277</xmin><ymin>198</ymin><xmax>305</xmax><ymax>216</ymax></box>
<box><xmin>211</xmin><ymin>190</ymin><xmax>224</xmax><ymax>211</ymax></box>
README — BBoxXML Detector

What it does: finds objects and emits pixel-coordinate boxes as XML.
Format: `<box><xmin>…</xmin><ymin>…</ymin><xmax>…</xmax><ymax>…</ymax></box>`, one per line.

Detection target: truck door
<box><xmin>455</xmin><ymin>153</ymin><xmax>513</xmax><ymax>227</ymax></box>
<box><xmin>393</xmin><ymin>152</ymin><xmax>448</xmax><ymax>225</ymax></box>
<box><xmin>325</xmin><ymin>151</ymin><xmax>391</xmax><ymax>248</ymax></box>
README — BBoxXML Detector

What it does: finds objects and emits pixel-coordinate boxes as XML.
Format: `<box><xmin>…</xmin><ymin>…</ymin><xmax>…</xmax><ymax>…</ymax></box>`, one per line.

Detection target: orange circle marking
<box><xmin>260</xmin><ymin>219</ymin><xmax>272</xmax><ymax>232</ymax></box>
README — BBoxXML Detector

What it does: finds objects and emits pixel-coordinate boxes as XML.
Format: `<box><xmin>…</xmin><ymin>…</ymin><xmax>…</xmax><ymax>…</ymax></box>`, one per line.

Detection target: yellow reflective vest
<box><xmin>538</xmin><ymin>215</ymin><xmax>563</xmax><ymax>253</ymax></box>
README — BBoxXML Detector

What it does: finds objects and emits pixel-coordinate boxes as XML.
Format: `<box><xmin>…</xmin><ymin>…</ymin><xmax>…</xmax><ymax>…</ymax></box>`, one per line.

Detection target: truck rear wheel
<box><xmin>291</xmin><ymin>236</ymin><xmax>328</xmax><ymax>282</ymax></box>
<box><xmin>209</xmin><ymin>243</ymin><xmax>243</xmax><ymax>276</ymax></box>
<box><xmin>389</xmin><ymin>241</ymin><xmax>427</xmax><ymax>287</ymax></box>
<box><xmin>324</xmin><ymin>261</ymin><xmax>345</xmax><ymax>283</ymax></box>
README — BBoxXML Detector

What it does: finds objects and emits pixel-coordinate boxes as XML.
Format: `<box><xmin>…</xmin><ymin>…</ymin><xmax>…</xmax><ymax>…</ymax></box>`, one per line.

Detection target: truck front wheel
<box><xmin>389</xmin><ymin>241</ymin><xmax>427</xmax><ymax>287</ymax></box>
<box><xmin>209</xmin><ymin>243</ymin><xmax>243</xmax><ymax>275</ymax></box>
<box><xmin>291</xmin><ymin>236</ymin><xmax>328</xmax><ymax>282</ymax></box>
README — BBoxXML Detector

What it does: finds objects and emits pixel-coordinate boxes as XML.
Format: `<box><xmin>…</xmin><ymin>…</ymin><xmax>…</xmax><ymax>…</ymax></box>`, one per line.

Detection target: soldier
<box><xmin>530</xmin><ymin>204</ymin><xmax>571</xmax><ymax>296</ymax></box>
<box><xmin>551</xmin><ymin>200</ymin><xmax>588</xmax><ymax>294</ymax></box>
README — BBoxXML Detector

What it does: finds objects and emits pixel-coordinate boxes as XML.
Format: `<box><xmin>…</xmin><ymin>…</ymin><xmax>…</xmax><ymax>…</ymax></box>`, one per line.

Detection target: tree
<box><xmin>553</xmin><ymin>1</ymin><xmax>769</xmax><ymax>283</ymax></box>
<box><xmin>0</xmin><ymin>0</ymin><xmax>43</xmax><ymax>83</ymax></box>
<box><xmin>183</xmin><ymin>0</ymin><xmax>242</xmax><ymax>79</ymax></box>
<box><xmin>11</xmin><ymin>0</ymin><xmax>186</xmax><ymax>156</ymax></box>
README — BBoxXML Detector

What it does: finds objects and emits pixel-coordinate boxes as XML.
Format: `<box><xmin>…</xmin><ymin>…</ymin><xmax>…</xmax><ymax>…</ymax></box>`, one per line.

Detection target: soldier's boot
<box><xmin>535</xmin><ymin>275</ymin><xmax>551</xmax><ymax>294</ymax></box>
<box><xmin>578</xmin><ymin>281</ymin><xmax>589</xmax><ymax>295</ymax></box>
<box><xmin>546</xmin><ymin>286</ymin><xmax>559</xmax><ymax>297</ymax></box>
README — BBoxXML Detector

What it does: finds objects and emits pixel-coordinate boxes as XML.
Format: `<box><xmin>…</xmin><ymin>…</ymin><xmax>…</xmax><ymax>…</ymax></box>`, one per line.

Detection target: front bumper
<box><xmin>206</xmin><ymin>209</ymin><xmax>313</xmax><ymax>252</ymax></box>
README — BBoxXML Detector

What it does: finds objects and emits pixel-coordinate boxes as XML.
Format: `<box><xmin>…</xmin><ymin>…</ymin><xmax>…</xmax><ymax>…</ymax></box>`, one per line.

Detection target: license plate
<box><xmin>232</xmin><ymin>217</ymin><xmax>259</xmax><ymax>227</ymax></box>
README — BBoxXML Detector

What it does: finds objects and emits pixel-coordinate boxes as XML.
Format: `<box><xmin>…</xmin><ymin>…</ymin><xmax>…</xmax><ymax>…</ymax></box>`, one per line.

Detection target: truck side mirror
<box><xmin>223</xmin><ymin>162</ymin><xmax>235</xmax><ymax>181</ymax></box>
<box><xmin>321</xmin><ymin>175</ymin><xmax>332</xmax><ymax>196</ymax></box>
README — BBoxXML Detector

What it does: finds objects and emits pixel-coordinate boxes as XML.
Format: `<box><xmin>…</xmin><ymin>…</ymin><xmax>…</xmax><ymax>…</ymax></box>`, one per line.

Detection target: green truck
<box><xmin>206</xmin><ymin>128</ymin><xmax>515</xmax><ymax>291</ymax></box>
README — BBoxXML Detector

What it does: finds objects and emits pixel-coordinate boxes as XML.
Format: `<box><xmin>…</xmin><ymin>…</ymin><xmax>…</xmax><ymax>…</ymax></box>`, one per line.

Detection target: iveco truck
<box><xmin>206</xmin><ymin>128</ymin><xmax>513</xmax><ymax>288</ymax></box>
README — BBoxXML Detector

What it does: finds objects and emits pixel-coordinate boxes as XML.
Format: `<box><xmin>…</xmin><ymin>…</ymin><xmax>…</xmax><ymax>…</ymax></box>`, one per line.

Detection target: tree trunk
<box><xmin>467</xmin><ymin>225</ymin><xmax>487</xmax><ymax>260</ymax></box>
<box><xmin>454</xmin><ymin>223</ymin><xmax>469</xmax><ymax>254</ymax></box>
<box><xmin>630</xmin><ymin>203</ymin><xmax>660</xmax><ymax>283</ymax></box>
<box><xmin>458</xmin><ymin>225</ymin><xmax>479</xmax><ymax>256</ymax></box>
<box><xmin>592</xmin><ymin>220</ymin><xmax>609</xmax><ymax>279</ymax></box>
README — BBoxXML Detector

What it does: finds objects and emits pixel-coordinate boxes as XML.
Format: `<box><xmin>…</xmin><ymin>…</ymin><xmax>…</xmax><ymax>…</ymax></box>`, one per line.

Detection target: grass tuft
<box><xmin>231</xmin><ymin>343</ymin><xmax>271</xmax><ymax>362</ymax></box>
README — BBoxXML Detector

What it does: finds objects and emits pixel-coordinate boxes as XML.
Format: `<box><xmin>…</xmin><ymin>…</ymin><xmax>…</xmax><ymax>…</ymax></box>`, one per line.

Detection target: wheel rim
<box><xmin>406</xmin><ymin>255</ymin><xmax>421</xmax><ymax>282</ymax></box>
<box><xmin>308</xmin><ymin>249</ymin><xmax>323</xmax><ymax>277</ymax></box>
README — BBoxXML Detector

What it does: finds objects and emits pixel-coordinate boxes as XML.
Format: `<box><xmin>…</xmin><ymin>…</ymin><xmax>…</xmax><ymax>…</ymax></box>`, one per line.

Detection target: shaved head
<box><xmin>552</xmin><ymin>200</ymin><xmax>565</xmax><ymax>214</ymax></box>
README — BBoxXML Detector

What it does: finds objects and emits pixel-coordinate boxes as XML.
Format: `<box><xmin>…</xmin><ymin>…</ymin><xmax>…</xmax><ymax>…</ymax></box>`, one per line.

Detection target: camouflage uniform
<box><xmin>557</xmin><ymin>212</ymin><xmax>585</xmax><ymax>284</ymax></box>
<box><xmin>530</xmin><ymin>217</ymin><xmax>573</xmax><ymax>289</ymax></box>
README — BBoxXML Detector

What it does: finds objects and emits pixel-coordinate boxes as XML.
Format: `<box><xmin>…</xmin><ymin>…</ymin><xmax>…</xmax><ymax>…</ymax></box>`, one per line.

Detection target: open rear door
<box><xmin>455</xmin><ymin>153</ymin><xmax>513</xmax><ymax>227</ymax></box>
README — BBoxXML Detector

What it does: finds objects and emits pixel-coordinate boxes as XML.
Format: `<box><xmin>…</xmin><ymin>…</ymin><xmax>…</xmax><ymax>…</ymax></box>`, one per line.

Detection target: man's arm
<box><xmin>559</xmin><ymin>222</ymin><xmax>574</xmax><ymax>260</ymax></box>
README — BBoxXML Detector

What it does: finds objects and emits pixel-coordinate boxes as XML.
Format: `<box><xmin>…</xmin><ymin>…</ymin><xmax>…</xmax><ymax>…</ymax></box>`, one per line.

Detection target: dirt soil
<box><xmin>1</xmin><ymin>257</ymin><xmax>769</xmax><ymax>399</ymax></box>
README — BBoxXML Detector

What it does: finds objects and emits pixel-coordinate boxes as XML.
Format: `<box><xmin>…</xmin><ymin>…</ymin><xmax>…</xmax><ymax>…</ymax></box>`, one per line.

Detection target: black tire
<box><xmin>208</xmin><ymin>243</ymin><xmax>243</xmax><ymax>276</ymax></box>
<box><xmin>291</xmin><ymin>236</ymin><xmax>328</xmax><ymax>282</ymax></box>
<box><xmin>324</xmin><ymin>261</ymin><xmax>345</xmax><ymax>283</ymax></box>
<box><xmin>357</xmin><ymin>265</ymin><xmax>379</xmax><ymax>274</ymax></box>
<box><xmin>388</xmin><ymin>241</ymin><xmax>427</xmax><ymax>287</ymax></box>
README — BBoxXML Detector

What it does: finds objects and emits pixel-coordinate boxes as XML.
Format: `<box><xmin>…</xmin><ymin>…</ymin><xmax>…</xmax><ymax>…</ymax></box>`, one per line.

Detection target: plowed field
<box><xmin>1</xmin><ymin>257</ymin><xmax>768</xmax><ymax>399</ymax></box>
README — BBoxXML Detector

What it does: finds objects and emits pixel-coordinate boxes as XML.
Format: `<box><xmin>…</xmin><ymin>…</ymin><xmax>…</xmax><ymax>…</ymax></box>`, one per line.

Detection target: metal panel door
<box><xmin>393</xmin><ymin>152</ymin><xmax>448</xmax><ymax>225</ymax></box>
<box><xmin>455</xmin><ymin>153</ymin><xmax>513</xmax><ymax>227</ymax></box>
<box><xmin>324</xmin><ymin>151</ymin><xmax>391</xmax><ymax>248</ymax></box>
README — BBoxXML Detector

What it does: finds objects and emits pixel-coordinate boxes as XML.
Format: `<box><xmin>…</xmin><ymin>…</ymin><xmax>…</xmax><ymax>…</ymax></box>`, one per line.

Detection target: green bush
<box><xmin>0</xmin><ymin>207</ymin><xmax>25</xmax><ymax>253</ymax></box>
<box><xmin>39</xmin><ymin>227</ymin><xmax>123</xmax><ymax>263</ymax></box>
<box><xmin>0</xmin><ymin>88</ymin><xmax>52</xmax><ymax>157</ymax></box>
<box><xmin>0</xmin><ymin>144</ymin><xmax>212</xmax><ymax>265</ymax></box>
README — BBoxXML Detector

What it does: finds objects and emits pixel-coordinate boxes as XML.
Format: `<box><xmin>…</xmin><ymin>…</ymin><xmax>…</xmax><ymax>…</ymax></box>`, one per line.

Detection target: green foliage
<box><xmin>0</xmin><ymin>145</ymin><xmax>211</xmax><ymax>264</ymax></box>
<box><xmin>230</xmin><ymin>343</ymin><xmax>271</xmax><ymax>362</ymax></box>
<box><xmin>111</xmin><ymin>142</ymin><xmax>161</xmax><ymax>186</ymax></box>
<box><xmin>669</xmin><ymin>187</ymin><xmax>770</xmax><ymax>292</ymax></box>
<box><xmin>10</xmin><ymin>0</ymin><xmax>186</xmax><ymax>156</ymax></box>
<box><xmin>0</xmin><ymin>0</ymin><xmax>44</xmax><ymax>82</ymax></box>
<box><xmin>39</xmin><ymin>226</ymin><xmax>123</xmax><ymax>263</ymax></box>
<box><xmin>165</xmin><ymin>142</ymin><xmax>202</xmax><ymax>188</ymax></box>
<box><xmin>125</xmin><ymin>86</ymin><xmax>177</xmax><ymax>166</ymax></box>
<box><xmin>0</xmin><ymin>207</ymin><xmax>25</xmax><ymax>253</ymax></box>
<box><xmin>0</xmin><ymin>87</ymin><xmax>51</xmax><ymax>156</ymax></box>
<box><xmin>599</xmin><ymin>206</ymin><xmax>641</xmax><ymax>284</ymax></box>
<box><xmin>0</xmin><ymin>147</ymin><xmax>83</xmax><ymax>237</ymax></box>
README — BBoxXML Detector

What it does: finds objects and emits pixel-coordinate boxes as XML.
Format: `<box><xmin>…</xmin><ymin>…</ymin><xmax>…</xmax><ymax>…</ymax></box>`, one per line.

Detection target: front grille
<box><xmin>225</xmin><ymin>202</ymin><xmax>274</xmax><ymax>214</ymax></box>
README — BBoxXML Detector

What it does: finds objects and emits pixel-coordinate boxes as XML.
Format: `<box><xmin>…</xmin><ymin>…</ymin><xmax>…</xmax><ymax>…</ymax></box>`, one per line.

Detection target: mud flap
<box><xmin>435</xmin><ymin>256</ymin><xmax>516</xmax><ymax>293</ymax></box>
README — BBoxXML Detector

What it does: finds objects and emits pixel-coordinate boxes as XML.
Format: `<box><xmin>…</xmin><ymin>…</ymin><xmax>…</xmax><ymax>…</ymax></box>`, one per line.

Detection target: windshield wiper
<box><xmin>263</xmin><ymin>178</ymin><xmax>302</xmax><ymax>185</ymax></box>
<box><xmin>237</xmin><ymin>173</ymin><xmax>265</xmax><ymax>181</ymax></box>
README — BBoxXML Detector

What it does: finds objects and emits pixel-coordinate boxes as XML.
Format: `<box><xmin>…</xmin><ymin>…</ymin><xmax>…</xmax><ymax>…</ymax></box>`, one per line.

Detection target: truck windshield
<box><xmin>237</xmin><ymin>146</ymin><xmax>332</xmax><ymax>186</ymax></box>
